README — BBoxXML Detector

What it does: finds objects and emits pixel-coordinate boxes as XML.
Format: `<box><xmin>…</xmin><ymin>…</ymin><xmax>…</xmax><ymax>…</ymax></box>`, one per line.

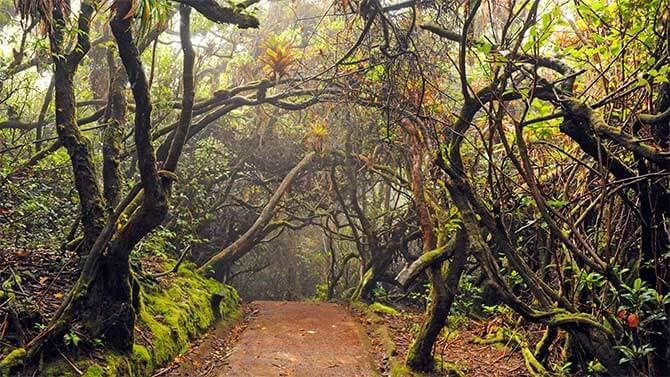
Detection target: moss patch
<box><xmin>131</xmin><ymin>344</ymin><xmax>152</xmax><ymax>375</ymax></box>
<box><xmin>369</xmin><ymin>302</ymin><xmax>402</xmax><ymax>317</ymax></box>
<box><xmin>0</xmin><ymin>347</ymin><xmax>25</xmax><ymax>377</ymax></box>
<box><xmin>136</xmin><ymin>262</ymin><xmax>240</xmax><ymax>368</ymax></box>
<box><xmin>9</xmin><ymin>262</ymin><xmax>239</xmax><ymax>377</ymax></box>
<box><xmin>434</xmin><ymin>360</ymin><xmax>466</xmax><ymax>377</ymax></box>
<box><xmin>82</xmin><ymin>364</ymin><xmax>105</xmax><ymax>377</ymax></box>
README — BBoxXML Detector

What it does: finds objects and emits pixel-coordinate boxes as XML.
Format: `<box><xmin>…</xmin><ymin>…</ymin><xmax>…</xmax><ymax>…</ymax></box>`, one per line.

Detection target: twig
<box><xmin>0</xmin><ymin>312</ymin><xmax>8</xmax><ymax>339</ymax></box>
<box><xmin>8</xmin><ymin>267</ymin><xmax>26</xmax><ymax>296</ymax></box>
<box><xmin>37</xmin><ymin>258</ymin><xmax>72</xmax><ymax>305</ymax></box>
<box><xmin>56</xmin><ymin>347</ymin><xmax>83</xmax><ymax>375</ymax></box>
<box><xmin>151</xmin><ymin>365</ymin><xmax>176</xmax><ymax>377</ymax></box>
<box><xmin>151</xmin><ymin>245</ymin><xmax>191</xmax><ymax>278</ymax></box>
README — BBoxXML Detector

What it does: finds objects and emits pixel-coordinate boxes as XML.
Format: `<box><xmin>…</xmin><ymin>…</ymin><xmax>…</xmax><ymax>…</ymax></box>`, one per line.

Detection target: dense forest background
<box><xmin>2</xmin><ymin>0</ymin><xmax>670</xmax><ymax>375</ymax></box>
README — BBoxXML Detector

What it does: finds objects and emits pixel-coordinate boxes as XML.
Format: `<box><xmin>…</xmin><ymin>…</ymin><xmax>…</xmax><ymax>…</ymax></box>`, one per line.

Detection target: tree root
<box><xmin>471</xmin><ymin>328</ymin><xmax>549</xmax><ymax>377</ymax></box>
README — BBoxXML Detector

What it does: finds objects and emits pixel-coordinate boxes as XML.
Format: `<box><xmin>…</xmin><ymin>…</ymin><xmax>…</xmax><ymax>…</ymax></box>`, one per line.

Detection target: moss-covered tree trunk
<box><xmin>401</xmin><ymin>119</ymin><xmax>469</xmax><ymax>371</ymax></box>
<box><xmin>351</xmin><ymin>263</ymin><xmax>378</xmax><ymax>302</ymax></box>
<box><xmin>102</xmin><ymin>48</ymin><xmax>127</xmax><ymax>212</ymax></box>
<box><xmin>12</xmin><ymin>0</ymin><xmax>259</xmax><ymax>368</ymax></box>
<box><xmin>49</xmin><ymin>0</ymin><xmax>105</xmax><ymax>254</ymax></box>
<box><xmin>350</xmin><ymin>219</ymin><xmax>411</xmax><ymax>302</ymax></box>
<box><xmin>22</xmin><ymin>0</ymin><xmax>172</xmax><ymax>356</ymax></box>
<box><xmin>406</xmin><ymin>232</ymin><xmax>468</xmax><ymax>371</ymax></box>
<box><xmin>75</xmin><ymin>1</ymin><xmax>201</xmax><ymax>350</ymax></box>
<box><xmin>406</xmin><ymin>266</ymin><xmax>448</xmax><ymax>371</ymax></box>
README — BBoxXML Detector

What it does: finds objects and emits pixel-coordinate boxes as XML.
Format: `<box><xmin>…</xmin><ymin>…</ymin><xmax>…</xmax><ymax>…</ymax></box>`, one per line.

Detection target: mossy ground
<box><xmin>136</xmin><ymin>262</ymin><xmax>240</xmax><ymax>370</ymax></box>
<box><xmin>0</xmin><ymin>348</ymin><xmax>26</xmax><ymax>376</ymax></box>
<box><xmin>2</xmin><ymin>262</ymin><xmax>239</xmax><ymax>377</ymax></box>
<box><xmin>351</xmin><ymin>301</ymin><xmax>424</xmax><ymax>377</ymax></box>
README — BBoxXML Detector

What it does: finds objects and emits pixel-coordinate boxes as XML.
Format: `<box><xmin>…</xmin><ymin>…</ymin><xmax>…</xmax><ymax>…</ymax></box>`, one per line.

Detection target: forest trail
<box><xmin>219</xmin><ymin>301</ymin><xmax>374</xmax><ymax>377</ymax></box>
<box><xmin>160</xmin><ymin>301</ymin><xmax>375</xmax><ymax>376</ymax></box>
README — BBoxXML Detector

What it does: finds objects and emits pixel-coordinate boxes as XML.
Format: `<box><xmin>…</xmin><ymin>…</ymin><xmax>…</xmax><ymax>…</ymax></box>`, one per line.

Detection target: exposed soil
<box><xmin>220</xmin><ymin>301</ymin><xmax>374</xmax><ymax>377</ymax></box>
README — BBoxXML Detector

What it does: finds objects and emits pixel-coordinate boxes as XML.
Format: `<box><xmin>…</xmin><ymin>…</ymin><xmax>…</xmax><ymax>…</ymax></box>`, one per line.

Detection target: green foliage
<box><xmin>550</xmin><ymin>361</ymin><xmax>573</xmax><ymax>377</ymax></box>
<box><xmin>452</xmin><ymin>274</ymin><xmax>482</xmax><ymax>316</ymax></box>
<box><xmin>371</xmin><ymin>285</ymin><xmax>390</xmax><ymax>303</ymax></box>
<box><xmin>134</xmin><ymin>0</ymin><xmax>170</xmax><ymax>37</ymax></box>
<box><xmin>314</xmin><ymin>283</ymin><xmax>329</xmax><ymax>301</ymax></box>
<box><xmin>612</xmin><ymin>278</ymin><xmax>670</xmax><ymax>368</ymax></box>
<box><xmin>133</xmin><ymin>226</ymin><xmax>177</xmax><ymax>259</ymax></box>
<box><xmin>408</xmin><ymin>282</ymin><xmax>431</xmax><ymax>309</ymax></box>
<box><xmin>63</xmin><ymin>330</ymin><xmax>81</xmax><ymax>348</ymax></box>
<box><xmin>0</xmin><ymin>150</ymin><xmax>78</xmax><ymax>250</ymax></box>
<box><xmin>614</xmin><ymin>344</ymin><xmax>656</xmax><ymax>366</ymax></box>
<box><xmin>577</xmin><ymin>271</ymin><xmax>605</xmax><ymax>292</ymax></box>
<box><xmin>482</xmin><ymin>304</ymin><xmax>513</xmax><ymax>320</ymax></box>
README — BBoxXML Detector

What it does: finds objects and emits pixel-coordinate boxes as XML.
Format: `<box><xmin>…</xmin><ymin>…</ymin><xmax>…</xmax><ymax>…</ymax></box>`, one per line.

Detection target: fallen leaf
<box><xmin>16</xmin><ymin>249</ymin><xmax>29</xmax><ymax>258</ymax></box>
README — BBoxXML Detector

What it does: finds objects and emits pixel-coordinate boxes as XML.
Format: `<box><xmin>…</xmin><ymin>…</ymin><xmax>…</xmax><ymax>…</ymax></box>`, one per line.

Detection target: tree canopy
<box><xmin>2</xmin><ymin>0</ymin><xmax>670</xmax><ymax>375</ymax></box>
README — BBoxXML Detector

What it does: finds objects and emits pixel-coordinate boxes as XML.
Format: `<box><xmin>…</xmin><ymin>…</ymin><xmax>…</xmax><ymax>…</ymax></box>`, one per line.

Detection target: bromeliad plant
<box><xmin>259</xmin><ymin>34</ymin><xmax>296</xmax><ymax>81</ymax></box>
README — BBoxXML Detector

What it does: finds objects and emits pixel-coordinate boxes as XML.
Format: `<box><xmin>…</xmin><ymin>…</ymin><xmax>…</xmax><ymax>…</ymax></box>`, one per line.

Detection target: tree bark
<box><xmin>402</xmin><ymin>119</ymin><xmax>469</xmax><ymax>371</ymax></box>
<box><xmin>49</xmin><ymin>0</ymin><xmax>106</xmax><ymax>254</ymax></box>
<box><xmin>102</xmin><ymin>48</ymin><xmax>127</xmax><ymax>212</ymax></box>
<box><xmin>199</xmin><ymin>152</ymin><xmax>317</xmax><ymax>277</ymax></box>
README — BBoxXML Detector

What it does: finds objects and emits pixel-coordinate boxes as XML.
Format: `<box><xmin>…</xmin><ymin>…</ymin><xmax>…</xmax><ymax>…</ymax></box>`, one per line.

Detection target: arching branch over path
<box><xmin>199</xmin><ymin>151</ymin><xmax>318</xmax><ymax>278</ymax></box>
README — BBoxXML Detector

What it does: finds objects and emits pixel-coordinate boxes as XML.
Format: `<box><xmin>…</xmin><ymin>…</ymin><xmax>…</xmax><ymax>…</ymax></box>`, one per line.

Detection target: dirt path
<box><xmin>219</xmin><ymin>301</ymin><xmax>374</xmax><ymax>377</ymax></box>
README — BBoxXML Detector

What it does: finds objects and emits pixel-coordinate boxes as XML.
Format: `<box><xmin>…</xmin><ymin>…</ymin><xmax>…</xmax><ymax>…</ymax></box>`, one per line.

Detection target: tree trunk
<box><xmin>49</xmin><ymin>1</ymin><xmax>106</xmax><ymax>254</ymax></box>
<box><xmin>406</xmin><ymin>230</ymin><xmax>468</xmax><ymax>371</ymax></box>
<box><xmin>102</xmin><ymin>48</ymin><xmax>127</xmax><ymax>211</ymax></box>
<box><xmin>402</xmin><ymin>118</ymin><xmax>469</xmax><ymax>371</ymax></box>
<box><xmin>351</xmin><ymin>264</ymin><xmax>377</xmax><ymax>302</ymax></box>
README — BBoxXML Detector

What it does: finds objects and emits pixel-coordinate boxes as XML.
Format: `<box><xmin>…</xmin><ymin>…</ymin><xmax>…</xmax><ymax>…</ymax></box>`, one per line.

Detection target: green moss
<box><xmin>103</xmin><ymin>353</ymin><xmax>131</xmax><ymax>376</ymax></box>
<box><xmin>137</xmin><ymin>263</ymin><xmax>240</xmax><ymax>368</ymax></box>
<box><xmin>82</xmin><ymin>365</ymin><xmax>105</xmax><ymax>377</ymax></box>
<box><xmin>39</xmin><ymin>262</ymin><xmax>240</xmax><ymax>377</ymax></box>
<box><xmin>138</xmin><ymin>307</ymin><xmax>176</xmax><ymax>366</ymax></box>
<box><xmin>351</xmin><ymin>268</ymin><xmax>374</xmax><ymax>301</ymax></box>
<box><xmin>43</xmin><ymin>359</ymin><xmax>80</xmax><ymax>377</ymax></box>
<box><xmin>131</xmin><ymin>344</ymin><xmax>153</xmax><ymax>375</ymax></box>
<box><xmin>369</xmin><ymin>302</ymin><xmax>401</xmax><ymax>317</ymax></box>
<box><xmin>471</xmin><ymin>328</ymin><xmax>505</xmax><ymax>346</ymax></box>
<box><xmin>0</xmin><ymin>348</ymin><xmax>26</xmax><ymax>377</ymax></box>
<box><xmin>217</xmin><ymin>285</ymin><xmax>241</xmax><ymax>320</ymax></box>
<box><xmin>389</xmin><ymin>361</ymin><xmax>414</xmax><ymax>377</ymax></box>
<box><xmin>353</xmin><ymin>303</ymin><xmax>424</xmax><ymax>377</ymax></box>
<box><xmin>433</xmin><ymin>359</ymin><xmax>466</xmax><ymax>377</ymax></box>
<box><xmin>440</xmin><ymin>327</ymin><xmax>459</xmax><ymax>341</ymax></box>
<box><xmin>520</xmin><ymin>347</ymin><xmax>549</xmax><ymax>377</ymax></box>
